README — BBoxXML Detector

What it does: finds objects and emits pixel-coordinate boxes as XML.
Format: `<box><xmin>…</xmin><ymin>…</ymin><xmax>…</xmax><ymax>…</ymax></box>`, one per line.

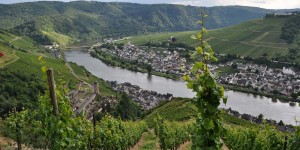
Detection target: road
<box><xmin>74</xmin><ymin>94</ymin><xmax>96</xmax><ymax>115</ymax></box>
<box><xmin>64</xmin><ymin>60</ymin><xmax>97</xmax><ymax>115</ymax></box>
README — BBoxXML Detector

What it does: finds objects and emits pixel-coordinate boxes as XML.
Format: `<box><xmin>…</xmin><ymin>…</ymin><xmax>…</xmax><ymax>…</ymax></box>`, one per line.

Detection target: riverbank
<box><xmin>90</xmin><ymin>50</ymin><xmax>179</xmax><ymax>80</ymax></box>
<box><xmin>91</xmin><ymin>49</ymin><xmax>297</xmax><ymax>103</ymax></box>
<box><xmin>65</xmin><ymin>50</ymin><xmax>300</xmax><ymax>125</ymax></box>
<box><xmin>222</xmin><ymin>84</ymin><xmax>298</xmax><ymax>103</ymax></box>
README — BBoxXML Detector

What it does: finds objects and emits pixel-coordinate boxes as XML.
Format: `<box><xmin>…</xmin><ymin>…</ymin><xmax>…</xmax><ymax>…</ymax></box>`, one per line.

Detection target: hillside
<box><xmin>142</xmin><ymin>98</ymin><xmax>259</xmax><ymax>128</ymax></box>
<box><xmin>0</xmin><ymin>1</ymin><xmax>273</xmax><ymax>45</ymax></box>
<box><xmin>0</xmin><ymin>29</ymin><xmax>116</xmax><ymax>119</ymax></box>
<box><xmin>0</xmin><ymin>29</ymin><xmax>44</xmax><ymax>67</ymax></box>
<box><xmin>120</xmin><ymin>16</ymin><xmax>297</xmax><ymax>60</ymax></box>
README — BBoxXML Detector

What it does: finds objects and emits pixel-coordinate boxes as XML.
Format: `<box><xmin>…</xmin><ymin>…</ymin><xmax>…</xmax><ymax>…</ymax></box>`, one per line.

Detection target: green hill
<box><xmin>142</xmin><ymin>98</ymin><xmax>258</xmax><ymax>128</ymax></box>
<box><xmin>0</xmin><ymin>1</ymin><xmax>274</xmax><ymax>45</ymax></box>
<box><xmin>120</xmin><ymin>16</ymin><xmax>297</xmax><ymax>60</ymax></box>
<box><xmin>0</xmin><ymin>29</ymin><xmax>116</xmax><ymax>118</ymax></box>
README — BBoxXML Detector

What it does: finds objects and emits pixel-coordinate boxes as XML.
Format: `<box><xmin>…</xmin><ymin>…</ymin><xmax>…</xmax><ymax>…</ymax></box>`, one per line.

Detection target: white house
<box><xmin>283</xmin><ymin>67</ymin><xmax>295</xmax><ymax>76</ymax></box>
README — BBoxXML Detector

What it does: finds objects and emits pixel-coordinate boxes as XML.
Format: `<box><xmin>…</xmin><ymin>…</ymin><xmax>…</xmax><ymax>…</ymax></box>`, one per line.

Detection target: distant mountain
<box><xmin>0</xmin><ymin>1</ymin><xmax>275</xmax><ymax>45</ymax></box>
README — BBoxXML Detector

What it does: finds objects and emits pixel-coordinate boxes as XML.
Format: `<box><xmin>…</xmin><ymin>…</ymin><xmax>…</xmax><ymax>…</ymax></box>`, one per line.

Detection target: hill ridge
<box><xmin>0</xmin><ymin>1</ymin><xmax>277</xmax><ymax>45</ymax></box>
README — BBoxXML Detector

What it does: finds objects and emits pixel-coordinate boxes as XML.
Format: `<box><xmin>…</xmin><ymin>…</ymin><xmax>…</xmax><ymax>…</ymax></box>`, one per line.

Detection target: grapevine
<box><xmin>154</xmin><ymin>117</ymin><xmax>194</xmax><ymax>150</ymax></box>
<box><xmin>93</xmin><ymin>115</ymin><xmax>148</xmax><ymax>150</ymax></box>
<box><xmin>183</xmin><ymin>12</ymin><xmax>227</xmax><ymax>149</ymax></box>
<box><xmin>224</xmin><ymin>124</ymin><xmax>285</xmax><ymax>150</ymax></box>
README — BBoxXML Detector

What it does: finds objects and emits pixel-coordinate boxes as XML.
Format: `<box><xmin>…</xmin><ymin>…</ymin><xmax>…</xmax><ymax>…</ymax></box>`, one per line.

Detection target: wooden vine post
<box><xmin>46</xmin><ymin>68</ymin><xmax>59</xmax><ymax>116</ymax></box>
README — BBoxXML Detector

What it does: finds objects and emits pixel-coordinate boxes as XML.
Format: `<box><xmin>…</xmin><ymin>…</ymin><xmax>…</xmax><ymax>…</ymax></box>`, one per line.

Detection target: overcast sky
<box><xmin>1</xmin><ymin>0</ymin><xmax>300</xmax><ymax>9</ymax></box>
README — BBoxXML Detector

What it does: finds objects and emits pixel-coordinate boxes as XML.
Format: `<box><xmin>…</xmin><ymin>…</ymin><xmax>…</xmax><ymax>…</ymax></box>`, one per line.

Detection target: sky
<box><xmin>1</xmin><ymin>0</ymin><xmax>300</xmax><ymax>9</ymax></box>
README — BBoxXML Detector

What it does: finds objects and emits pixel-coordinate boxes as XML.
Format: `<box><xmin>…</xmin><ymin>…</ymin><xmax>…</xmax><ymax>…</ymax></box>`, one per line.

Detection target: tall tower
<box><xmin>93</xmin><ymin>81</ymin><xmax>99</xmax><ymax>95</ymax></box>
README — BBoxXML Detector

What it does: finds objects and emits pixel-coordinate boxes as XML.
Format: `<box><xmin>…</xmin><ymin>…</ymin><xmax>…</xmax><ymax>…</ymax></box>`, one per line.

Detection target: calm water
<box><xmin>65</xmin><ymin>50</ymin><xmax>300</xmax><ymax>125</ymax></box>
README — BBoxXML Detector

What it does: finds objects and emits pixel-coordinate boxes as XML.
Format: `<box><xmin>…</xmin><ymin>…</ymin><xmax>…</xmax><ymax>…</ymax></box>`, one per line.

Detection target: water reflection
<box><xmin>147</xmin><ymin>74</ymin><xmax>152</xmax><ymax>82</ymax></box>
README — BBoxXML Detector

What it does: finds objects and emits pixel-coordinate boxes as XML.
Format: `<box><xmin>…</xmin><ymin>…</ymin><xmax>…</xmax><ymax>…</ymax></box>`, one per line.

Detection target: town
<box><xmin>107</xmin><ymin>81</ymin><xmax>173</xmax><ymax>110</ymax></box>
<box><xmin>217</xmin><ymin>62</ymin><xmax>300</xmax><ymax>99</ymax></box>
<box><xmin>95</xmin><ymin>42</ymin><xmax>190</xmax><ymax>76</ymax></box>
<box><xmin>96</xmin><ymin>41</ymin><xmax>300</xmax><ymax>100</ymax></box>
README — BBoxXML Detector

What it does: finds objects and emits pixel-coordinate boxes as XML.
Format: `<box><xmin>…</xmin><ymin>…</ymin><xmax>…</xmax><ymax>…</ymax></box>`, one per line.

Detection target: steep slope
<box><xmin>0</xmin><ymin>1</ymin><xmax>273</xmax><ymax>44</ymax></box>
<box><xmin>0</xmin><ymin>29</ymin><xmax>45</xmax><ymax>67</ymax></box>
<box><xmin>121</xmin><ymin>16</ymin><xmax>294</xmax><ymax>59</ymax></box>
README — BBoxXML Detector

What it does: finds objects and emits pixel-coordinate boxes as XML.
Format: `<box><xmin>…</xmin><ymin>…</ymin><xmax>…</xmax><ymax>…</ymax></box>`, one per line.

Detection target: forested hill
<box><xmin>0</xmin><ymin>1</ymin><xmax>272</xmax><ymax>44</ymax></box>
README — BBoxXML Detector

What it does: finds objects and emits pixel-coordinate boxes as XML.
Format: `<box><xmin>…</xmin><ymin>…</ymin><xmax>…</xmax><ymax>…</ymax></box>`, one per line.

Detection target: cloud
<box><xmin>1</xmin><ymin>0</ymin><xmax>300</xmax><ymax>9</ymax></box>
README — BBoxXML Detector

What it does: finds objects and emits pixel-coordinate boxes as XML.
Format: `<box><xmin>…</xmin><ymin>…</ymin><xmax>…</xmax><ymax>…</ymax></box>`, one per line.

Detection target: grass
<box><xmin>6</xmin><ymin>51</ymin><xmax>77</xmax><ymax>82</ymax></box>
<box><xmin>10</xmin><ymin>37</ymin><xmax>42</xmax><ymax>52</ymax></box>
<box><xmin>119</xmin><ymin>17</ymin><xmax>293</xmax><ymax>60</ymax></box>
<box><xmin>0</xmin><ymin>30</ymin><xmax>44</xmax><ymax>54</ymax></box>
<box><xmin>143</xmin><ymin>98</ymin><xmax>197</xmax><ymax>127</ymax></box>
<box><xmin>69</xmin><ymin>62</ymin><xmax>89</xmax><ymax>80</ymax></box>
<box><xmin>4</xmin><ymin>51</ymin><xmax>115</xmax><ymax>96</ymax></box>
<box><xmin>0</xmin><ymin>45</ymin><xmax>18</xmax><ymax>67</ymax></box>
<box><xmin>140</xmin><ymin>131</ymin><xmax>159</xmax><ymax>150</ymax></box>
<box><xmin>0</xmin><ymin>29</ymin><xmax>115</xmax><ymax>96</ymax></box>
<box><xmin>143</xmin><ymin>97</ymin><xmax>258</xmax><ymax>128</ymax></box>
<box><xmin>42</xmin><ymin>31</ymin><xmax>74</xmax><ymax>46</ymax></box>
<box><xmin>215</xmin><ymin>66</ymin><xmax>236</xmax><ymax>76</ymax></box>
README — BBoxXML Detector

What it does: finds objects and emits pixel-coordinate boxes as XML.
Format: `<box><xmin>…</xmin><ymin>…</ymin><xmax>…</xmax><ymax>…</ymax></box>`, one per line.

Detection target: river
<box><xmin>65</xmin><ymin>50</ymin><xmax>300</xmax><ymax>125</ymax></box>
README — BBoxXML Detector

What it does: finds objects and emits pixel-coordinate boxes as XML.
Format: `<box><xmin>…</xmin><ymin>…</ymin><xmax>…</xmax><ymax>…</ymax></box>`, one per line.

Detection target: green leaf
<box><xmin>206</xmin><ymin>75</ymin><xmax>215</xmax><ymax>87</ymax></box>
<box><xmin>182</xmin><ymin>75</ymin><xmax>189</xmax><ymax>81</ymax></box>
<box><xmin>194</xmin><ymin>62</ymin><xmax>204</xmax><ymax>70</ymax></box>
<box><xmin>38</xmin><ymin>55</ymin><xmax>43</xmax><ymax>61</ymax></box>
<box><xmin>191</xmin><ymin>35</ymin><xmax>197</xmax><ymax>39</ymax></box>
<box><xmin>223</xmin><ymin>97</ymin><xmax>227</xmax><ymax>104</ymax></box>
<box><xmin>41</xmin><ymin>66</ymin><xmax>47</xmax><ymax>73</ymax></box>
<box><xmin>203</xmin><ymin>118</ymin><xmax>214</xmax><ymax>130</ymax></box>
<box><xmin>202</xmin><ymin>28</ymin><xmax>207</xmax><ymax>34</ymax></box>
<box><xmin>197</xmin><ymin>33</ymin><xmax>202</xmax><ymax>39</ymax></box>
<box><xmin>196</xmin><ymin>47</ymin><xmax>203</xmax><ymax>54</ymax></box>
<box><xmin>187</xmin><ymin>82</ymin><xmax>193</xmax><ymax>89</ymax></box>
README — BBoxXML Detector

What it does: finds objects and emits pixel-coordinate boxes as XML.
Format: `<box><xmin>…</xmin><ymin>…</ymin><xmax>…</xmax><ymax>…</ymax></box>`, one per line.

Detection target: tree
<box><xmin>258</xmin><ymin>114</ymin><xmax>264</xmax><ymax>120</ymax></box>
<box><xmin>146</xmin><ymin>64</ymin><xmax>152</xmax><ymax>74</ymax></box>
<box><xmin>183</xmin><ymin>12</ymin><xmax>227</xmax><ymax>149</ymax></box>
<box><xmin>272</xmin><ymin>90</ymin><xmax>280</xmax><ymax>95</ymax></box>
<box><xmin>113</xmin><ymin>94</ymin><xmax>142</xmax><ymax>120</ymax></box>
<box><xmin>278</xmin><ymin>120</ymin><xmax>285</xmax><ymax>126</ymax></box>
<box><xmin>170</xmin><ymin>36</ymin><xmax>176</xmax><ymax>42</ymax></box>
<box><xmin>291</xmin><ymin>92</ymin><xmax>298</xmax><ymax>99</ymax></box>
<box><xmin>262</xmin><ymin>53</ymin><xmax>268</xmax><ymax>59</ymax></box>
<box><xmin>231</xmin><ymin>63</ymin><xmax>237</xmax><ymax>69</ymax></box>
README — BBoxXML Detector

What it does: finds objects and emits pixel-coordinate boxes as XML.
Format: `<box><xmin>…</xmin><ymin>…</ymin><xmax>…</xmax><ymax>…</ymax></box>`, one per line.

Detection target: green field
<box><xmin>0</xmin><ymin>30</ymin><xmax>44</xmax><ymax>53</ymax></box>
<box><xmin>0</xmin><ymin>29</ymin><xmax>115</xmax><ymax>96</ymax></box>
<box><xmin>4</xmin><ymin>51</ymin><xmax>115</xmax><ymax>96</ymax></box>
<box><xmin>42</xmin><ymin>31</ymin><xmax>74</xmax><ymax>47</ymax></box>
<box><xmin>0</xmin><ymin>45</ymin><xmax>18</xmax><ymax>67</ymax></box>
<box><xmin>6</xmin><ymin>51</ymin><xmax>77</xmax><ymax>82</ymax></box>
<box><xmin>120</xmin><ymin>17</ymin><xmax>293</xmax><ymax>60</ymax></box>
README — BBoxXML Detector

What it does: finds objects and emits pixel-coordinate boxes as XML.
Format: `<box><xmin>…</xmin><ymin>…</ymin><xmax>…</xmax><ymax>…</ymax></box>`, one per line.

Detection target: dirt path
<box><xmin>178</xmin><ymin>141</ymin><xmax>191</xmax><ymax>150</ymax></box>
<box><xmin>130</xmin><ymin>132</ymin><xmax>147</xmax><ymax>150</ymax></box>
<box><xmin>0</xmin><ymin>136</ymin><xmax>33</xmax><ymax>150</ymax></box>
<box><xmin>177</xmin><ymin>140</ymin><xmax>230</xmax><ymax>150</ymax></box>
<box><xmin>9</xmin><ymin>36</ymin><xmax>22</xmax><ymax>44</ymax></box>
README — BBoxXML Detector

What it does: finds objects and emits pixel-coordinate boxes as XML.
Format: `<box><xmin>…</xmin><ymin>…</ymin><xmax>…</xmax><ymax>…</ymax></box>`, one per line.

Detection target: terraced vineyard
<box><xmin>120</xmin><ymin>17</ymin><xmax>293</xmax><ymax>59</ymax></box>
<box><xmin>0</xmin><ymin>45</ymin><xmax>17</xmax><ymax>67</ymax></box>
<box><xmin>0</xmin><ymin>30</ymin><xmax>42</xmax><ymax>52</ymax></box>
